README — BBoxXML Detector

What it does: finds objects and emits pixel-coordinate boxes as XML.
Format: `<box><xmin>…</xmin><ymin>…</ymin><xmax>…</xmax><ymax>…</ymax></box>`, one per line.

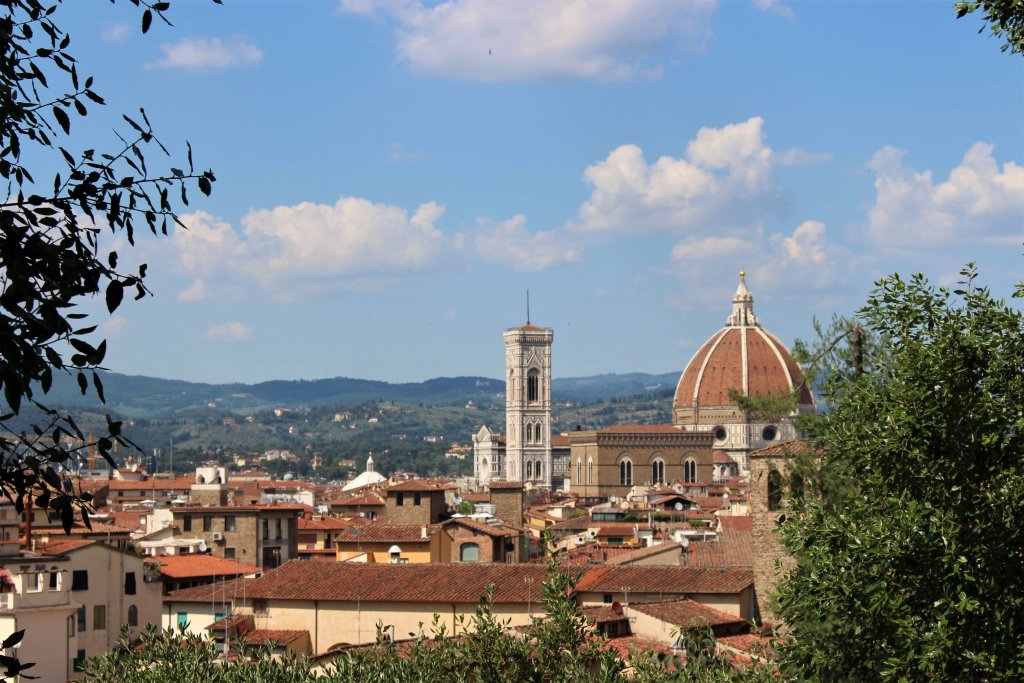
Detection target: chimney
<box><xmin>421</xmin><ymin>525</ymin><xmax>427</xmax><ymax>539</ymax></box>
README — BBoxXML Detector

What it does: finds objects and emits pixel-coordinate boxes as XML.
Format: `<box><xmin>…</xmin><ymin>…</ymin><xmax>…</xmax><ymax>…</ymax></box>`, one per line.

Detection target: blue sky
<box><xmin>57</xmin><ymin>0</ymin><xmax>1023</xmax><ymax>384</ymax></box>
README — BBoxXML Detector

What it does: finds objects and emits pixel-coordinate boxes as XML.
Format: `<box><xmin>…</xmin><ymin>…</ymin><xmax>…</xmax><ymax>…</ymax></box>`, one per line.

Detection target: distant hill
<box><xmin>40</xmin><ymin>370</ymin><xmax>681</xmax><ymax>418</ymax></box>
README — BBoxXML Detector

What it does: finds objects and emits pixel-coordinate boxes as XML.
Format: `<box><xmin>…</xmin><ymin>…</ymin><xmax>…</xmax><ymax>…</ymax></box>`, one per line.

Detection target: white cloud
<box><xmin>867</xmin><ymin>142</ymin><xmax>1024</xmax><ymax>247</ymax></box>
<box><xmin>205</xmin><ymin>322</ymin><xmax>252</xmax><ymax>343</ymax></box>
<box><xmin>472</xmin><ymin>215</ymin><xmax>581</xmax><ymax>271</ymax></box>
<box><xmin>774</xmin><ymin>147</ymin><xmax>833</xmax><ymax>167</ymax></box>
<box><xmin>340</xmin><ymin>0</ymin><xmax>717</xmax><ymax>82</ymax></box>
<box><xmin>101</xmin><ymin>22</ymin><xmax>131</xmax><ymax>43</ymax></box>
<box><xmin>752</xmin><ymin>0</ymin><xmax>794</xmax><ymax>21</ymax></box>
<box><xmin>441</xmin><ymin>308</ymin><xmax>457</xmax><ymax>320</ymax></box>
<box><xmin>177</xmin><ymin>278</ymin><xmax>208</xmax><ymax>302</ymax></box>
<box><xmin>97</xmin><ymin>315</ymin><xmax>129</xmax><ymax>340</ymax></box>
<box><xmin>169</xmin><ymin>197</ymin><xmax>448</xmax><ymax>296</ymax></box>
<box><xmin>571</xmin><ymin>117</ymin><xmax>787</xmax><ymax>235</ymax></box>
<box><xmin>147</xmin><ymin>36</ymin><xmax>263</xmax><ymax>71</ymax></box>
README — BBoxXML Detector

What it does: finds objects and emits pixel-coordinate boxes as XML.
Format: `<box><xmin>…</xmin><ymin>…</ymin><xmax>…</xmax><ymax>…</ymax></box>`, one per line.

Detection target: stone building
<box><xmin>568</xmin><ymin>425</ymin><xmax>715</xmax><ymax>500</ymax></box>
<box><xmin>379</xmin><ymin>481</ymin><xmax>448</xmax><ymax>526</ymax></box>
<box><xmin>673</xmin><ymin>272</ymin><xmax>815</xmax><ymax>472</ymax></box>
<box><xmin>170</xmin><ymin>504</ymin><xmax>302</xmax><ymax>569</ymax></box>
<box><xmin>749</xmin><ymin>439</ymin><xmax>810</xmax><ymax>624</ymax></box>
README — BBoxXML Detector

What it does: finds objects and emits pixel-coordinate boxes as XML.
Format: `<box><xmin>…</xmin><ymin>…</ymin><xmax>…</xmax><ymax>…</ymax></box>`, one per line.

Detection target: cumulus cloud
<box><xmin>169</xmin><ymin>197</ymin><xmax>448</xmax><ymax>297</ymax></box>
<box><xmin>867</xmin><ymin>142</ymin><xmax>1024</xmax><ymax>247</ymax></box>
<box><xmin>147</xmin><ymin>36</ymin><xmax>263</xmax><ymax>70</ymax></box>
<box><xmin>205</xmin><ymin>322</ymin><xmax>252</xmax><ymax>343</ymax></box>
<box><xmin>339</xmin><ymin>0</ymin><xmax>717</xmax><ymax>82</ymax></box>
<box><xmin>472</xmin><ymin>215</ymin><xmax>582</xmax><ymax>271</ymax></box>
<box><xmin>752</xmin><ymin>0</ymin><xmax>794</xmax><ymax>21</ymax></box>
<box><xmin>97</xmin><ymin>315</ymin><xmax>129</xmax><ymax>340</ymax></box>
<box><xmin>570</xmin><ymin>117</ymin><xmax>788</xmax><ymax>235</ymax></box>
<box><xmin>101</xmin><ymin>22</ymin><xmax>131</xmax><ymax>43</ymax></box>
<box><xmin>177</xmin><ymin>278</ymin><xmax>208</xmax><ymax>302</ymax></box>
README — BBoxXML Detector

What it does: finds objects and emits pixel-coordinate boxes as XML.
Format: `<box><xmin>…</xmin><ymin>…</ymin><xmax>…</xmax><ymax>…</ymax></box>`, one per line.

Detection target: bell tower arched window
<box><xmin>526</xmin><ymin>461</ymin><xmax>533</xmax><ymax>480</ymax></box>
<box><xmin>527</xmin><ymin>369</ymin><xmax>539</xmax><ymax>402</ymax></box>
<box><xmin>683</xmin><ymin>457</ymin><xmax>697</xmax><ymax>484</ymax></box>
<box><xmin>576</xmin><ymin>459</ymin><xmax>582</xmax><ymax>484</ymax></box>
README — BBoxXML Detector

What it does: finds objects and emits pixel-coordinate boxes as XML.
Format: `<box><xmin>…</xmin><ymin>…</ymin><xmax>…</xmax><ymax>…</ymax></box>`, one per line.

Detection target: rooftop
<box><xmin>156</xmin><ymin>554</ymin><xmax>262</xmax><ymax>580</ymax></box>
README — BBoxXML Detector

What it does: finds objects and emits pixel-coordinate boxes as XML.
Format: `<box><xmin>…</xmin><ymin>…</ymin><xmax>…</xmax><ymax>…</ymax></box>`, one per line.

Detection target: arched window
<box><xmin>127</xmin><ymin>605</ymin><xmax>138</xmax><ymax>627</ymax></box>
<box><xmin>588</xmin><ymin>457</ymin><xmax>594</xmax><ymax>485</ymax></box>
<box><xmin>526</xmin><ymin>460</ymin><xmax>533</xmax><ymax>480</ymax></box>
<box><xmin>683</xmin><ymin>458</ymin><xmax>697</xmax><ymax>484</ymax></box>
<box><xmin>762</xmin><ymin>425</ymin><xmax>778</xmax><ymax>441</ymax></box>
<box><xmin>460</xmin><ymin>543</ymin><xmax>480</xmax><ymax>562</ymax></box>
<box><xmin>768</xmin><ymin>470</ymin><xmax>783</xmax><ymax>511</ymax></box>
<box><xmin>527</xmin><ymin>369</ymin><xmax>539</xmax><ymax>402</ymax></box>
<box><xmin>536</xmin><ymin>460</ymin><xmax>543</xmax><ymax>479</ymax></box>
<box><xmin>576</xmin><ymin>459</ymin><xmax>582</xmax><ymax>484</ymax></box>
<box><xmin>652</xmin><ymin>458</ymin><xmax>665</xmax><ymax>485</ymax></box>
<box><xmin>619</xmin><ymin>458</ymin><xmax>633</xmax><ymax>486</ymax></box>
<box><xmin>535</xmin><ymin>423</ymin><xmax>543</xmax><ymax>443</ymax></box>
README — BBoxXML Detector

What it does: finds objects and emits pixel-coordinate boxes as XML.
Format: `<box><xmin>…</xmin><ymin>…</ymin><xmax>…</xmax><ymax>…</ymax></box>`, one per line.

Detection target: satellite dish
<box><xmin>198</xmin><ymin>540</ymin><xmax>208</xmax><ymax>553</ymax></box>
<box><xmin>611</xmin><ymin>601</ymin><xmax>623</xmax><ymax>615</ymax></box>
<box><xmin>674</xmin><ymin>502</ymin><xmax>684</xmax><ymax>511</ymax></box>
<box><xmin>454</xmin><ymin>496</ymin><xmax>462</xmax><ymax>504</ymax></box>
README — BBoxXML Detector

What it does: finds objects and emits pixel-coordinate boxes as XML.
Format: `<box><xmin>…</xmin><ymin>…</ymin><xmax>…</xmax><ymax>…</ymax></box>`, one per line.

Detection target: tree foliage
<box><xmin>0</xmin><ymin>0</ymin><xmax>215</xmax><ymax>531</ymax></box>
<box><xmin>775</xmin><ymin>266</ymin><xmax>1024</xmax><ymax>681</ymax></box>
<box><xmin>956</xmin><ymin>0</ymin><xmax>1024</xmax><ymax>54</ymax></box>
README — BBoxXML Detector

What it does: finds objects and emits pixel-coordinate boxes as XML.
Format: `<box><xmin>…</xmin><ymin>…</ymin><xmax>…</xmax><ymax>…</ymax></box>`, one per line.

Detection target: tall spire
<box><xmin>526</xmin><ymin>290</ymin><xmax>531</xmax><ymax>325</ymax></box>
<box><xmin>726</xmin><ymin>269</ymin><xmax>759</xmax><ymax>327</ymax></box>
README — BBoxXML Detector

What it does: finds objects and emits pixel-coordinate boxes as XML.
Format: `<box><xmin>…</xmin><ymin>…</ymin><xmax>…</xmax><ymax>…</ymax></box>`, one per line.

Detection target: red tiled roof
<box><xmin>717</xmin><ymin>516</ymin><xmax>753</xmax><ymax>532</ymax></box>
<box><xmin>172</xmin><ymin>504</ymin><xmax>306</xmax><ymax>514</ymax></box>
<box><xmin>443</xmin><ymin>517</ymin><xmax>519</xmax><ymax>538</ymax></box>
<box><xmin>551</xmin><ymin>435</ymin><xmax>570</xmax><ymax>448</ymax></box>
<box><xmin>157</xmin><ymin>554</ymin><xmax>262</xmax><ymax>580</ymax></box>
<box><xmin>165</xmin><ymin>577</ymin><xmax>252</xmax><ymax>603</ymax></box>
<box><xmin>38</xmin><ymin>538</ymin><xmax>95</xmax><ymax>555</ymax></box>
<box><xmin>713</xmin><ymin>450</ymin><xmax>737</xmax><ymax>464</ymax></box>
<box><xmin>299</xmin><ymin>516</ymin><xmax>359</xmax><ymax>532</ymax></box>
<box><xmin>243</xmin><ymin>629</ymin><xmax>308</xmax><ymax>646</ymax></box>
<box><xmin>107</xmin><ymin>477</ymin><xmax>194</xmax><ymax>491</ymax></box>
<box><xmin>459</xmin><ymin>493</ymin><xmax>490</xmax><ymax>503</ymax></box>
<box><xmin>605</xmin><ymin>542</ymin><xmax>684</xmax><ymax>565</ymax></box>
<box><xmin>630</xmin><ymin>598</ymin><xmax>748</xmax><ymax>628</ymax></box>
<box><xmin>386</xmin><ymin>480</ymin><xmax>447</xmax><ymax>492</ymax></box>
<box><xmin>602</xmin><ymin>635</ymin><xmax>674</xmax><ymax>661</ymax></box>
<box><xmin>240</xmin><ymin>561</ymin><xmax>559</xmax><ymax>604</ymax></box>
<box><xmin>679</xmin><ymin>532</ymin><xmax>753</xmax><ymax>569</ymax></box>
<box><xmin>750</xmin><ymin>439</ymin><xmax>814</xmax><ymax>459</ymax></box>
<box><xmin>575</xmin><ymin>566</ymin><xmax>753</xmax><ymax>595</ymax></box>
<box><xmin>334</xmin><ymin>524</ymin><xmax>440</xmax><ymax>544</ymax></box>
<box><xmin>328</xmin><ymin>493</ymin><xmax>385</xmax><ymax>507</ymax></box>
<box><xmin>598</xmin><ymin>425</ymin><xmax>682</xmax><ymax>434</ymax></box>
<box><xmin>487</xmin><ymin>481</ymin><xmax>523</xmax><ymax>490</ymax></box>
<box><xmin>582</xmin><ymin>604</ymin><xmax>628</xmax><ymax>624</ymax></box>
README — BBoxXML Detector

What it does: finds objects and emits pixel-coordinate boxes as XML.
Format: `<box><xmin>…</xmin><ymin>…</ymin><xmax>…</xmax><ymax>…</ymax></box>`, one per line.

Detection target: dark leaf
<box><xmin>105</xmin><ymin>280</ymin><xmax>124</xmax><ymax>313</ymax></box>
<box><xmin>53</xmin><ymin>106</ymin><xmax>70</xmax><ymax>134</ymax></box>
<box><xmin>142</xmin><ymin>9</ymin><xmax>152</xmax><ymax>33</ymax></box>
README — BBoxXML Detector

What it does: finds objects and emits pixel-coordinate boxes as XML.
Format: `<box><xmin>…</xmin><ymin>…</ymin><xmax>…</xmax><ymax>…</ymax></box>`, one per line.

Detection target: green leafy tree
<box><xmin>1</xmin><ymin>0</ymin><xmax>216</xmax><ymax>524</ymax></box>
<box><xmin>956</xmin><ymin>0</ymin><xmax>1024</xmax><ymax>54</ymax></box>
<box><xmin>775</xmin><ymin>266</ymin><xmax>1024</xmax><ymax>681</ymax></box>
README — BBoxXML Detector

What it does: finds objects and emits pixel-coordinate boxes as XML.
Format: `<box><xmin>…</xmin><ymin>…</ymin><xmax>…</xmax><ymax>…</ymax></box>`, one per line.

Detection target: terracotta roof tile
<box><xmin>241</xmin><ymin>561</ymin><xmax>559</xmax><ymax>604</ymax></box>
<box><xmin>598</xmin><ymin>425</ymin><xmax>682</xmax><ymax>434</ymax></box>
<box><xmin>605</xmin><ymin>542</ymin><xmax>684</xmax><ymax>565</ymax></box>
<box><xmin>749</xmin><ymin>439</ymin><xmax>814</xmax><ymax>459</ymax></box>
<box><xmin>630</xmin><ymin>598</ymin><xmax>748</xmax><ymax>628</ymax></box>
<box><xmin>386</xmin><ymin>480</ymin><xmax>448</xmax><ymax>492</ymax></box>
<box><xmin>679</xmin><ymin>532</ymin><xmax>753</xmax><ymax>569</ymax></box>
<box><xmin>717</xmin><ymin>516</ymin><xmax>753</xmax><ymax>532</ymax></box>
<box><xmin>443</xmin><ymin>517</ymin><xmax>519</xmax><ymax>538</ymax></box>
<box><xmin>298</xmin><ymin>516</ymin><xmax>360</xmax><ymax>532</ymax></box>
<box><xmin>576</xmin><ymin>566</ymin><xmax>753</xmax><ymax>595</ymax></box>
<box><xmin>487</xmin><ymin>481</ymin><xmax>523</xmax><ymax>490</ymax></box>
<box><xmin>582</xmin><ymin>604</ymin><xmax>628</xmax><ymax>624</ymax></box>
<box><xmin>157</xmin><ymin>555</ymin><xmax>262</xmax><ymax>580</ymax></box>
<box><xmin>243</xmin><ymin>629</ymin><xmax>308</xmax><ymax>646</ymax></box>
<box><xmin>37</xmin><ymin>538</ymin><xmax>95</xmax><ymax>555</ymax></box>
<box><xmin>166</xmin><ymin>577</ymin><xmax>253</xmax><ymax>603</ymax></box>
<box><xmin>335</xmin><ymin>524</ymin><xmax>440</xmax><ymax>544</ymax></box>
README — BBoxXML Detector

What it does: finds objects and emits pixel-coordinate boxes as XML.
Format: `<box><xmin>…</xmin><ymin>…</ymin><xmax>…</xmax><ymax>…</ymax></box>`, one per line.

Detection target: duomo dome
<box><xmin>673</xmin><ymin>272</ymin><xmax>814</xmax><ymax>471</ymax></box>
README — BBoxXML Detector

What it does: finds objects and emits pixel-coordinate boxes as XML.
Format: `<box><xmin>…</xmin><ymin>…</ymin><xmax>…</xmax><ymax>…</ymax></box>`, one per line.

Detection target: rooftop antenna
<box><xmin>526</xmin><ymin>290</ymin><xmax>531</xmax><ymax>324</ymax></box>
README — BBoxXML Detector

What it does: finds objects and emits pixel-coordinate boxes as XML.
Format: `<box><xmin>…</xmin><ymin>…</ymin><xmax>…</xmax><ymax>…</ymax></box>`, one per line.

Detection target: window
<box><xmin>460</xmin><ymin>543</ymin><xmax>480</xmax><ymax>563</ymax></box>
<box><xmin>177</xmin><ymin>612</ymin><xmax>188</xmax><ymax>628</ymax></box>
<box><xmin>183</xmin><ymin>515</ymin><xmax>192</xmax><ymax>532</ymax></box>
<box><xmin>94</xmin><ymin>605</ymin><xmax>106</xmax><ymax>630</ymax></box>
<box><xmin>396</xmin><ymin>492</ymin><xmax>405</xmax><ymax>507</ymax></box>
<box><xmin>127</xmin><ymin>605</ymin><xmax>138</xmax><ymax>627</ymax></box>
<box><xmin>124</xmin><ymin>572</ymin><xmax>137</xmax><ymax>595</ymax></box>
<box><xmin>414</xmin><ymin>493</ymin><xmax>422</xmax><ymax>506</ymax></box>
<box><xmin>768</xmin><ymin>470</ymin><xmax>784</xmax><ymax>511</ymax></box>
<box><xmin>253</xmin><ymin>600</ymin><xmax>268</xmax><ymax>615</ymax></box>
<box><xmin>618</xmin><ymin>458</ymin><xmax>633</xmax><ymax>486</ymax></box>
<box><xmin>224</xmin><ymin>547</ymin><xmax>236</xmax><ymax>560</ymax></box>
<box><xmin>762</xmin><ymin>425</ymin><xmax>778</xmax><ymax>441</ymax></box>
<box><xmin>73</xmin><ymin>649</ymin><xmax>86</xmax><ymax>673</ymax></box>
<box><xmin>714</xmin><ymin>426</ymin><xmax>727</xmax><ymax>442</ymax></box>
<box><xmin>588</xmin><ymin>458</ymin><xmax>593</xmax><ymax>485</ymax></box>
<box><xmin>225</xmin><ymin>515</ymin><xmax>236</xmax><ymax>532</ymax></box>
<box><xmin>652</xmin><ymin>458</ymin><xmax>665</xmax><ymax>485</ymax></box>
<box><xmin>25</xmin><ymin>571</ymin><xmax>40</xmax><ymax>592</ymax></box>
<box><xmin>526</xmin><ymin>461</ymin><xmax>533</xmax><ymax>479</ymax></box>
<box><xmin>262</xmin><ymin>519</ymin><xmax>270</xmax><ymax>539</ymax></box>
<box><xmin>684</xmin><ymin>458</ymin><xmax>697</xmax><ymax>484</ymax></box>
<box><xmin>536</xmin><ymin>460</ymin><xmax>543</xmax><ymax>479</ymax></box>
<box><xmin>203</xmin><ymin>515</ymin><xmax>212</xmax><ymax>532</ymax></box>
<box><xmin>576</xmin><ymin>460</ymin><xmax>582</xmax><ymax>484</ymax></box>
<box><xmin>527</xmin><ymin>369</ymin><xmax>539</xmax><ymax>402</ymax></box>
<box><xmin>77</xmin><ymin>606</ymin><xmax>86</xmax><ymax>631</ymax></box>
<box><xmin>48</xmin><ymin>569</ymin><xmax>60</xmax><ymax>591</ymax></box>
<box><xmin>275</xmin><ymin>518</ymin><xmax>282</xmax><ymax>540</ymax></box>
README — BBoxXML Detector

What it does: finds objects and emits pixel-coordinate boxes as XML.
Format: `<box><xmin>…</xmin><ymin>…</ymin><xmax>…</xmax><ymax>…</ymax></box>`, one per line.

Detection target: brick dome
<box><xmin>673</xmin><ymin>273</ymin><xmax>813</xmax><ymax>412</ymax></box>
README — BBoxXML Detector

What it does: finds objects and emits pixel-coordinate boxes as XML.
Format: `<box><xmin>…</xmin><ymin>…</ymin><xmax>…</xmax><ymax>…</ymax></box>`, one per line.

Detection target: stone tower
<box><xmin>503</xmin><ymin>318</ymin><xmax>554</xmax><ymax>488</ymax></box>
